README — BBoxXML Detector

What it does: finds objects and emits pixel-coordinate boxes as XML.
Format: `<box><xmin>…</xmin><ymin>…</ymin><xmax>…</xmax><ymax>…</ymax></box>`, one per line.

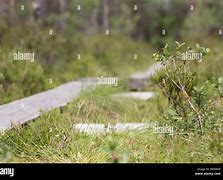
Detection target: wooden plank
<box><xmin>128</xmin><ymin>63</ymin><xmax>163</xmax><ymax>90</ymax></box>
<box><xmin>73</xmin><ymin>123</ymin><xmax>174</xmax><ymax>135</ymax></box>
<box><xmin>0</xmin><ymin>78</ymin><xmax>97</xmax><ymax>132</ymax></box>
<box><xmin>73</xmin><ymin>123</ymin><xmax>151</xmax><ymax>134</ymax></box>
<box><xmin>113</xmin><ymin>92</ymin><xmax>155</xmax><ymax>100</ymax></box>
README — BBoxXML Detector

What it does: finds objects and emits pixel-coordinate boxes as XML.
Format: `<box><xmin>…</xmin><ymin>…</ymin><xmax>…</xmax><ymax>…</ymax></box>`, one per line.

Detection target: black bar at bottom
<box><xmin>0</xmin><ymin>163</ymin><xmax>222</xmax><ymax>179</ymax></box>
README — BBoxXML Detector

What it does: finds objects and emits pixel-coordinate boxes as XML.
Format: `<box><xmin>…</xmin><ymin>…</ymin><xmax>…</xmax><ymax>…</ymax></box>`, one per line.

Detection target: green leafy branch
<box><xmin>152</xmin><ymin>42</ymin><xmax>210</xmax><ymax>137</ymax></box>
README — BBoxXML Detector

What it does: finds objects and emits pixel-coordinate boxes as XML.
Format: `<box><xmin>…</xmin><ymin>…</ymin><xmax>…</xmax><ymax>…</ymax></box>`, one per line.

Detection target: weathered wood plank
<box><xmin>0</xmin><ymin>78</ymin><xmax>97</xmax><ymax>131</ymax></box>
<box><xmin>73</xmin><ymin>123</ymin><xmax>174</xmax><ymax>135</ymax></box>
<box><xmin>113</xmin><ymin>92</ymin><xmax>155</xmax><ymax>100</ymax></box>
<box><xmin>128</xmin><ymin>62</ymin><xmax>163</xmax><ymax>90</ymax></box>
<box><xmin>73</xmin><ymin>123</ymin><xmax>151</xmax><ymax>134</ymax></box>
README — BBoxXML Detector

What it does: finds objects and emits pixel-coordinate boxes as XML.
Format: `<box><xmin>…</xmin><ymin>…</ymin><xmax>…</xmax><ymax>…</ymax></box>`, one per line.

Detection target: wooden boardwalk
<box><xmin>0</xmin><ymin>63</ymin><xmax>163</xmax><ymax>133</ymax></box>
<box><xmin>0</xmin><ymin>78</ymin><xmax>96</xmax><ymax>131</ymax></box>
<box><xmin>128</xmin><ymin>62</ymin><xmax>163</xmax><ymax>90</ymax></box>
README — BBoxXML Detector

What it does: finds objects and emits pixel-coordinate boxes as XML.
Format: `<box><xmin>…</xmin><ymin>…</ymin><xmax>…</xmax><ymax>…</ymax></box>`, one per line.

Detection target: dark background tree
<box><xmin>0</xmin><ymin>0</ymin><xmax>222</xmax><ymax>48</ymax></box>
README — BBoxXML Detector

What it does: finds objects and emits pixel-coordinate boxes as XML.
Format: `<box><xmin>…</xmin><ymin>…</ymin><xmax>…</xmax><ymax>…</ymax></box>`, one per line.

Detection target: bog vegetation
<box><xmin>0</xmin><ymin>0</ymin><xmax>222</xmax><ymax>162</ymax></box>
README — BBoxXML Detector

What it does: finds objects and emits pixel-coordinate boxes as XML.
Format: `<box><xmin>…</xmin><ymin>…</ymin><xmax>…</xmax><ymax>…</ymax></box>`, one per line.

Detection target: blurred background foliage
<box><xmin>0</xmin><ymin>0</ymin><xmax>222</xmax><ymax>104</ymax></box>
<box><xmin>0</xmin><ymin>0</ymin><xmax>222</xmax><ymax>41</ymax></box>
